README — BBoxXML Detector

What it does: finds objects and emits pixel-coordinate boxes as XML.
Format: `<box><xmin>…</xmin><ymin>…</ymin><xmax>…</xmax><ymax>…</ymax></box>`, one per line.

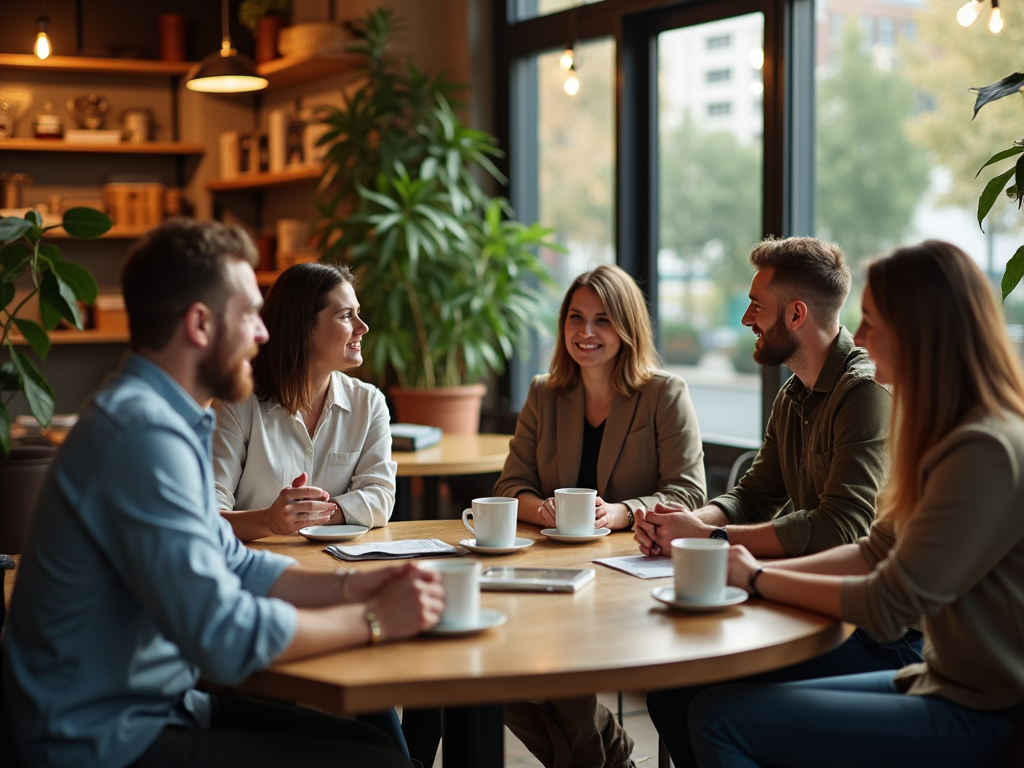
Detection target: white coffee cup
<box><xmin>422</xmin><ymin>560</ymin><xmax>482</xmax><ymax>629</ymax></box>
<box><xmin>554</xmin><ymin>488</ymin><xmax>597</xmax><ymax>535</ymax></box>
<box><xmin>671</xmin><ymin>538</ymin><xmax>729</xmax><ymax>603</ymax></box>
<box><xmin>462</xmin><ymin>496</ymin><xmax>518</xmax><ymax>548</ymax></box>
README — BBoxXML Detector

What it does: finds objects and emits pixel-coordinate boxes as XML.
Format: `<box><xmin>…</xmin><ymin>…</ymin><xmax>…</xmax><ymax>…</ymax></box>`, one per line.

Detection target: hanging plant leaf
<box><xmin>11</xmin><ymin>349</ymin><xmax>55</xmax><ymax>427</ymax></box>
<box><xmin>0</xmin><ymin>217</ymin><xmax>33</xmax><ymax>243</ymax></box>
<box><xmin>12</xmin><ymin>318</ymin><xmax>51</xmax><ymax>361</ymax></box>
<box><xmin>976</xmin><ymin>146</ymin><xmax>1024</xmax><ymax>178</ymax></box>
<box><xmin>970</xmin><ymin>73</ymin><xmax>1024</xmax><ymax>118</ymax></box>
<box><xmin>1001</xmin><ymin>245</ymin><xmax>1024</xmax><ymax>300</ymax></box>
<box><xmin>60</xmin><ymin>207</ymin><xmax>113</xmax><ymax>239</ymax></box>
<box><xmin>978</xmin><ymin>167</ymin><xmax>1016</xmax><ymax>230</ymax></box>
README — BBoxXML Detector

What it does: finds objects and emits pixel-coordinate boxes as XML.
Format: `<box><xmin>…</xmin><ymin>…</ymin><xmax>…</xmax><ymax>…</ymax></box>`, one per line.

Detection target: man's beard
<box><xmin>752</xmin><ymin>309</ymin><xmax>799</xmax><ymax>367</ymax></box>
<box><xmin>198</xmin><ymin>333</ymin><xmax>257</xmax><ymax>402</ymax></box>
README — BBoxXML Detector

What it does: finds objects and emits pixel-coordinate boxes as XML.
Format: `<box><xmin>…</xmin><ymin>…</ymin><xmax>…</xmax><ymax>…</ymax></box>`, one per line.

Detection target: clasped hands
<box><xmin>347</xmin><ymin>562</ymin><xmax>446</xmax><ymax>642</ymax></box>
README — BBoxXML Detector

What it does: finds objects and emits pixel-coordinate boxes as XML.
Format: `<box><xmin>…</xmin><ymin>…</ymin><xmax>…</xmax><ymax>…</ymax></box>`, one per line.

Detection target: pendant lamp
<box><xmin>186</xmin><ymin>0</ymin><xmax>268</xmax><ymax>93</ymax></box>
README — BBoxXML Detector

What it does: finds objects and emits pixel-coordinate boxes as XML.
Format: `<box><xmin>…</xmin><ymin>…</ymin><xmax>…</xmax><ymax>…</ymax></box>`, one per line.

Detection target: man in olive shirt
<box><xmin>638</xmin><ymin>236</ymin><xmax>923</xmax><ymax>767</ymax></box>
<box><xmin>636</xmin><ymin>236</ymin><xmax>887</xmax><ymax>557</ymax></box>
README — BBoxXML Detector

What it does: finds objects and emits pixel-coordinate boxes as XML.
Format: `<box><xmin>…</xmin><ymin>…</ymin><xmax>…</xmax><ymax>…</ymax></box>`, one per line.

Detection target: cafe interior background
<box><xmin>2</xmin><ymin>0</ymin><xmax>1024</xmax><ymax>504</ymax></box>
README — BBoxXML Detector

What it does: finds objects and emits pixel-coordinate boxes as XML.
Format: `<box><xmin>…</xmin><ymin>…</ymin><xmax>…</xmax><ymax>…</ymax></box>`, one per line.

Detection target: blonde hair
<box><xmin>548</xmin><ymin>265</ymin><xmax>658</xmax><ymax>396</ymax></box>
<box><xmin>868</xmin><ymin>240</ymin><xmax>1024</xmax><ymax>525</ymax></box>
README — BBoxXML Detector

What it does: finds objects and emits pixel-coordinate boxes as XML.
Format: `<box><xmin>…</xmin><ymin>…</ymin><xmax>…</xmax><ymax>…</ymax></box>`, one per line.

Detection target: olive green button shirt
<box><xmin>712</xmin><ymin>328</ymin><xmax>891</xmax><ymax>556</ymax></box>
<box><xmin>842</xmin><ymin>409</ymin><xmax>1024</xmax><ymax>710</ymax></box>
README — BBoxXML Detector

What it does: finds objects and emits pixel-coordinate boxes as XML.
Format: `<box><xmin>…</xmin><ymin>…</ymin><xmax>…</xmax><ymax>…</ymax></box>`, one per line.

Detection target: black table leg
<box><xmin>441</xmin><ymin>703</ymin><xmax>504</xmax><ymax>767</ymax></box>
<box><xmin>394</xmin><ymin>477</ymin><xmax>412</xmax><ymax>521</ymax></box>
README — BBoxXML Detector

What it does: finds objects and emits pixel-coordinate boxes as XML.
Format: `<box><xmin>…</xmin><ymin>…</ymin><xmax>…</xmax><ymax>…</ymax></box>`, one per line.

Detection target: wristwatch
<box><xmin>709</xmin><ymin>527</ymin><xmax>729</xmax><ymax>542</ymax></box>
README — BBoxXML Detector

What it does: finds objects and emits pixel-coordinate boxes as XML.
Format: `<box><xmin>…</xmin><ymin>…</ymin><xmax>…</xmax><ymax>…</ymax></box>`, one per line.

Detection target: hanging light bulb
<box><xmin>989</xmin><ymin>0</ymin><xmax>1005</xmax><ymax>33</ymax></box>
<box><xmin>186</xmin><ymin>0</ymin><xmax>268</xmax><ymax>93</ymax></box>
<box><xmin>748</xmin><ymin>47</ymin><xmax>764</xmax><ymax>70</ymax></box>
<box><xmin>956</xmin><ymin>0</ymin><xmax>983</xmax><ymax>26</ymax></box>
<box><xmin>563</xmin><ymin>68</ymin><xmax>580</xmax><ymax>96</ymax></box>
<box><xmin>559</xmin><ymin>47</ymin><xmax>575</xmax><ymax>71</ymax></box>
<box><xmin>34</xmin><ymin>15</ymin><xmax>51</xmax><ymax>60</ymax></box>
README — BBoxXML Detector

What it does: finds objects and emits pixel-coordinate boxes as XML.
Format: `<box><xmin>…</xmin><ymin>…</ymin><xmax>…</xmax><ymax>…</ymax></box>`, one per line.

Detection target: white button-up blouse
<box><xmin>212</xmin><ymin>372</ymin><xmax>396</xmax><ymax>528</ymax></box>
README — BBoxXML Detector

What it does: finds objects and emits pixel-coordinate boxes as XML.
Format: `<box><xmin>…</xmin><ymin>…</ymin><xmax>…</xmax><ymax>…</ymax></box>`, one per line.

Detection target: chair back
<box><xmin>1</xmin><ymin>555</ymin><xmax>19</xmax><ymax>767</ymax></box>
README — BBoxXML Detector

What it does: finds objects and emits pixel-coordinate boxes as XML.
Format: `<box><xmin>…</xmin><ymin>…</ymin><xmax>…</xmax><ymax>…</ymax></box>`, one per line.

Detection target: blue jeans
<box><xmin>647</xmin><ymin>628</ymin><xmax>923</xmax><ymax>766</ymax></box>
<box><xmin>689</xmin><ymin>670</ymin><xmax>1016</xmax><ymax>767</ymax></box>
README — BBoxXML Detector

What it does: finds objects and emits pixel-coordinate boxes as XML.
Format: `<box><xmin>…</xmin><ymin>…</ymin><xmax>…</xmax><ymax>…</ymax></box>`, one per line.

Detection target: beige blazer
<box><xmin>494</xmin><ymin>371</ymin><xmax>707</xmax><ymax>512</ymax></box>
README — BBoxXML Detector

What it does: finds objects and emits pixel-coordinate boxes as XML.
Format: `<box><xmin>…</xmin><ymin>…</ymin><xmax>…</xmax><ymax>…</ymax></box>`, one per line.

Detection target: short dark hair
<box><xmin>121</xmin><ymin>219</ymin><xmax>257</xmax><ymax>352</ymax></box>
<box><xmin>749</xmin><ymin>236</ymin><xmax>851</xmax><ymax>325</ymax></box>
<box><xmin>253</xmin><ymin>262</ymin><xmax>356</xmax><ymax>413</ymax></box>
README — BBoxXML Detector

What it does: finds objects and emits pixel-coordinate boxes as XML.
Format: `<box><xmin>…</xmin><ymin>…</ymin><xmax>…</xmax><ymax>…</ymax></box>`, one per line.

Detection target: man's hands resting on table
<box><xmin>634</xmin><ymin>502</ymin><xmax>790</xmax><ymax>558</ymax></box>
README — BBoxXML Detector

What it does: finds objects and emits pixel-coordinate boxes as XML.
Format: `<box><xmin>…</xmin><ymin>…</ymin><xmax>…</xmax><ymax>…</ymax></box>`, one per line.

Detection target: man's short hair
<box><xmin>750</xmin><ymin>236</ymin><xmax>851</xmax><ymax>325</ymax></box>
<box><xmin>122</xmin><ymin>219</ymin><xmax>257</xmax><ymax>352</ymax></box>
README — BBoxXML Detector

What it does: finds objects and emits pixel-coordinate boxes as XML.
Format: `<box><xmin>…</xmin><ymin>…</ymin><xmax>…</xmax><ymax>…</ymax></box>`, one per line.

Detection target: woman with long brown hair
<box><xmin>686</xmin><ymin>241</ymin><xmax>1024</xmax><ymax>766</ymax></box>
<box><xmin>213</xmin><ymin>262</ymin><xmax>395</xmax><ymax>541</ymax></box>
<box><xmin>496</xmin><ymin>264</ymin><xmax>707</xmax><ymax>768</ymax></box>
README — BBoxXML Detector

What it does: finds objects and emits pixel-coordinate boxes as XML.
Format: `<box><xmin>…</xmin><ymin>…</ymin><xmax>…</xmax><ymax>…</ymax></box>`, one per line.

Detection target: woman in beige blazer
<box><xmin>688</xmin><ymin>241</ymin><xmax>1024</xmax><ymax>766</ymax></box>
<box><xmin>496</xmin><ymin>264</ymin><xmax>707</xmax><ymax>768</ymax></box>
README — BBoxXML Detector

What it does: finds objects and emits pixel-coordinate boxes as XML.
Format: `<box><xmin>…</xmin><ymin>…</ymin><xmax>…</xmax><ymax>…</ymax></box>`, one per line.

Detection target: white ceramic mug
<box><xmin>422</xmin><ymin>559</ymin><xmax>482</xmax><ymax>629</ymax></box>
<box><xmin>554</xmin><ymin>488</ymin><xmax>597</xmax><ymax>535</ymax></box>
<box><xmin>671</xmin><ymin>538</ymin><xmax>729</xmax><ymax>603</ymax></box>
<box><xmin>462</xmin><ymin>496</ymin><xmax>518</xmax><ymax>548</ymax></box>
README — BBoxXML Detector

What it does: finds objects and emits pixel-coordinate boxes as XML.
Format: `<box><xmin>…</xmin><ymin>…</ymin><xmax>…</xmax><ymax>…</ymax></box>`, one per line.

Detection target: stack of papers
<box><xmin>594</xmin><ymin>555</ymin><xmax>673</xmax><ymax>579</ymax></box>
<box><xmin>326</xmin><ymin>539</ymin><xmax>458</xmax><ymax>562</ymax></box>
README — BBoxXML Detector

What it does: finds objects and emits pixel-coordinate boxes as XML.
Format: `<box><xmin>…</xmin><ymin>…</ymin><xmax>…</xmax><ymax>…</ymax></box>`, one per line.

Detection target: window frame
<box><xmin>493</xmin><ymin>0</ymin><xmax>816</xmax><ymax>441</ymax></box>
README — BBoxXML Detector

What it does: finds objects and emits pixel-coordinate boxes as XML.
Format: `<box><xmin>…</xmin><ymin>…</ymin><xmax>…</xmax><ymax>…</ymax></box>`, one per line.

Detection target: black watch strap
<box><xmin>709</xmin><ymin>527</ymin><xmax>729</xmax><ymax>541</ymax></box>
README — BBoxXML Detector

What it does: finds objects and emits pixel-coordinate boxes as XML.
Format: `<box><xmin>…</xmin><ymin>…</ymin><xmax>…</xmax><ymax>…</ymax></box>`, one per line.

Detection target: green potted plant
<box><xmin>969</xmin><ymin>73</ymin><xmax>1024</xmax><ymax>299</ymax></box>
<box><xmin>313</xmin><ymin>9</ymin><xmax>561</xmax><ymax>433</ymax></box>
<box><xmin>1</xmin><ymin>207</ymin><xmax>111</xmax><ymax>454</ymax></box>
<box><xmin>239</xmin><ymin>0</ymin><xmax>291</xmax><ymax>64</ymax></box>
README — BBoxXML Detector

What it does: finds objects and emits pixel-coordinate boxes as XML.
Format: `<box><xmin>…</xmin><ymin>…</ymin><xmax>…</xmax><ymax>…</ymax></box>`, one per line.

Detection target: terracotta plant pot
<box><xmin>256</xmin><ymin>15</ymin><xmax>287</xmax><ymax>64</ymax></box>
<box><xmin>389</xmin><ymin>384</ymin><xmax>487</xmax><ymax>435</ymax></box>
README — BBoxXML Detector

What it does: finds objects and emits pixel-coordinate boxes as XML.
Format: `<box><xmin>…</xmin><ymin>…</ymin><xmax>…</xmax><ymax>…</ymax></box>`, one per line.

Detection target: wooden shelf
<box><xmin>10</xmin><ymin>329</ymin><xmax>129</xmax><ymax>345</ymax></box>
<box><xmin>46</xmin><ymin>224</ymin><xmax>151</xmax><ymax>239</ymax></box>
<box><xmin>206</xmin><ymin>166</ymin><xmax>322</xmax><ymax>192</ymax></box>
<box><xmin>0</xmin><ymin>53</ymin><xmax>194</xmax><ymax>77</ymax></box>
<box><xmin>255</xmin><ymin>270</ymin><xmax>283</xmax><ymax>287</ymax></box>
<box><xmin>258</xmin><ymin>52</ymin><xmax>359</xmax><ymax>91</ymax></box>
<box><xmin>0</xmin><ymin>138</ymin><xmax>204</xmax><ymax>155</ymax></box>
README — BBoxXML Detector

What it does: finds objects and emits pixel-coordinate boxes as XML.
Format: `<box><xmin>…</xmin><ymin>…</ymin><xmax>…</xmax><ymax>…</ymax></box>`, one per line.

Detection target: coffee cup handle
<box><xmin>462</xmin><ymin>508</ymin><xmax>475</xmax><ymax>536</ymax></box>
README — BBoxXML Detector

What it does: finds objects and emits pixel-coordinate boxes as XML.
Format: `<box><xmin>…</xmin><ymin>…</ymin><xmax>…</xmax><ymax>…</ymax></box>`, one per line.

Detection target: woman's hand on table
<box><xmin>367</xmin><ymin>563</ymin><xmax>445</xmax><ymax>641</ymax></box>
<box><xmin>727</xmin><ymin>545</ymin><xmax>763</xmax><ymax>592</ymax></box>
<box><xmin>595</xmin><ymin>498</ymin><xmax>630</xmax><ymax>530</ymax></box>
<box><xmin>538</xmin><ymin>496</ymin><xmax>558</xmax><ymax>528</ymax></box>
<box><xmin>263</xmin><ymin>472</ymin><xmax>337</xmax><ymax>535</ymax></box>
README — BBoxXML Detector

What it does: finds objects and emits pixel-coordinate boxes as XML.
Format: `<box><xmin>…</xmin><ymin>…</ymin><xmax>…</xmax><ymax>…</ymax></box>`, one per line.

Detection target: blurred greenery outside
<box><xmin>526</xmin><ymin>0</ymin><xmax>1024</xmax><ymax>377</ymax></box>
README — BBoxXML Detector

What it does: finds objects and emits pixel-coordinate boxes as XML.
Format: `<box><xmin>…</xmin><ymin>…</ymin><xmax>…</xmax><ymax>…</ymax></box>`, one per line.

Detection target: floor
<box><xmin>430</xmin><ymin>691</ymin><xmax>663</xmax><ymax>767</ymax></box>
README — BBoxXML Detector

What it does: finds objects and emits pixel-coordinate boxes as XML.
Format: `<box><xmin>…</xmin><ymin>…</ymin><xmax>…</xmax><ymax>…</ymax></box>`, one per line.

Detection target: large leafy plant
<box><xmin>971</xmin><ymin>74</ymin><xmax>1024</xmax><ymax>299</ymax></box>
<box><xmin>0</xmin><ymin>208</ymin><xmax>111</xmax><ymax>454</ymax></box>
<box><xmin>314</xmin><ymin>9</ymin><xmax>560</xmax><ymax>389</ymax></box>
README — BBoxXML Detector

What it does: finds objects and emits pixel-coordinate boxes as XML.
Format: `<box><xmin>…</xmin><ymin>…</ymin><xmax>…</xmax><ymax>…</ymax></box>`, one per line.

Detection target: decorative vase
<box><xmin>256</xmin><ymin>15</ymin><xmax>287</xmax><ymax>64</ymax></box>
<box><xmin>389</xmin><ymin>384</ymin><xmax>487</xmax><ymax>435</ymax></box>
<box><xmin>158</xmin><ymin>14</ymin><xmax>187</xmax><ymax>62</ymax></box>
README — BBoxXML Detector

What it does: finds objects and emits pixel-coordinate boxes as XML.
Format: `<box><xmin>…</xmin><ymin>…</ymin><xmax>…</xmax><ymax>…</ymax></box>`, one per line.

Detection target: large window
<box><xmin>657</xmin><ymin>15</ymin><xmax>765</xmax><ymax>444</ymax></box>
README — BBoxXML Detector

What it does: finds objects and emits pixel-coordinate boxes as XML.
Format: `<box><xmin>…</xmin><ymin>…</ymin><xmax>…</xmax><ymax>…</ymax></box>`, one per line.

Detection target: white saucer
<box><xmin>459</xmin><ymin>538</ymin><xmax>534</xmax><ymax>555</ymax></box>
<box><xmin>539</xmin><ymin>528</ymin><xmax>612</xmax><ymax>543</ymax></box>
<box><xmin>428</xmin><ymin>608</ymin><xmax>507</xmax><ymax>636</ymax></box>
<box><xmin>651</xmin><ymin>585</ymin><xmax>749</xmax><ymax>612</ymax></box>
<box><xmin>298</xmin><ymin>524</ymin><xmax>369</xmax><ymax>542</ymax></box>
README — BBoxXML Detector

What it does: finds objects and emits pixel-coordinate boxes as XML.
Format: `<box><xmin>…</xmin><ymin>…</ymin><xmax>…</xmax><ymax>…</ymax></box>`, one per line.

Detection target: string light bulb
<box><xmin>989</xmin><ymin>0</ymin><xmax>1005</xmax><ymax>33</ymax></box>
<box><xmin>559</xmin><ymin>47</ymin><xmax>575</xmax><ymax>71</ymax></box>
<box><xmin>956</xmin><ymin>0</ymin><xmax>983</xmax><ymax>26</ymax></box>
<box><xmin>563</xmin><ymin>68</ymin><xmax>580</xmax><ymax>96</ymax></box>
<box><xmin>34</xmin><ymin>15</ymin><xmax>51</xmax><ymax>60</ymax></box>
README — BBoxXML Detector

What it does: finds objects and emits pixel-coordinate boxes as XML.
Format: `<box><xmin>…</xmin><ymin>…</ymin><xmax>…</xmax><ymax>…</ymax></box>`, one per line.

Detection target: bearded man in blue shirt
<box><xmin>2</xmin><ymin>220</ymin><xmax>442</xmax><ymax>768</ymax></box>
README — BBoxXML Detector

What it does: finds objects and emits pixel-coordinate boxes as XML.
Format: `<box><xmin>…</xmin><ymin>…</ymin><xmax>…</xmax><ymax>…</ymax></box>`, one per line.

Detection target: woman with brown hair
<box><xmin>213</xmin><ymin>262</ymin><xmax>395</xmax><ymax>542</ymax></box>
<box><xmin>495</xmin><ymin>264</ymin><xmax>707</xmax><ymax>768</ymax></box>
<box><xmin>686</xmin><ymin>240</ymin><xmax>1024</xmax><ymax>766</ymax></box>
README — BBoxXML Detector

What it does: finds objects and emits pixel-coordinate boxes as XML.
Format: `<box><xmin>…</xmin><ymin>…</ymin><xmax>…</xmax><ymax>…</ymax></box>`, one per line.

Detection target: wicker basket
<box><xmin>278</xmin><ymin>22</ymin><xmax>349</xmax><ymax>57</ymax></box>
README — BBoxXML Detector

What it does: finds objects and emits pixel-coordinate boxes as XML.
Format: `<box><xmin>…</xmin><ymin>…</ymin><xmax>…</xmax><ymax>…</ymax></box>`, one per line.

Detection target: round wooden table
<box><xmin>245</xmin><ymin>520</ymin><xmax>851</xmax><ymax>767</ymax></box>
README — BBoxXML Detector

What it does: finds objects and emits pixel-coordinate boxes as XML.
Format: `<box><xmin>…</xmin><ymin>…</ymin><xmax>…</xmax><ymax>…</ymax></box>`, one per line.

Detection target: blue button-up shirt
<box><xmin>2</xmin><ymin>354</ymin><xmax>298</xmax><ymax>768</ymax></box>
